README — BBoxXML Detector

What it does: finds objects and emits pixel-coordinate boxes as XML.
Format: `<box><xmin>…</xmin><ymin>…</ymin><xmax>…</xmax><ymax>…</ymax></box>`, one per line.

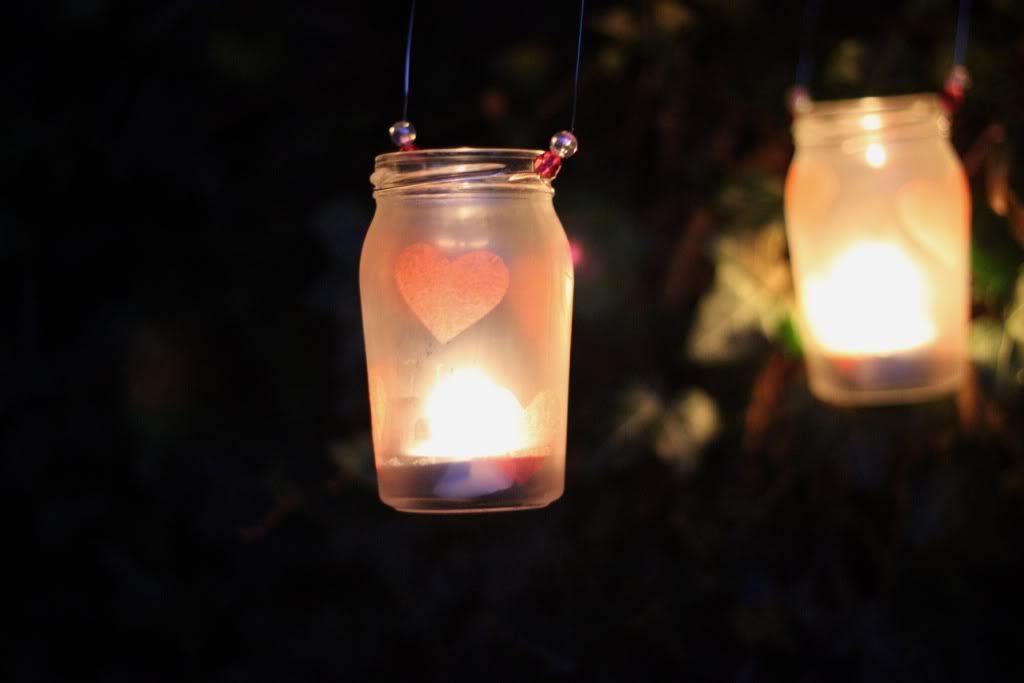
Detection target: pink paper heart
<box><xmin>395</xmin><ymin>243</ymin><xmax>510</xmax><ymax>343</ymax></box>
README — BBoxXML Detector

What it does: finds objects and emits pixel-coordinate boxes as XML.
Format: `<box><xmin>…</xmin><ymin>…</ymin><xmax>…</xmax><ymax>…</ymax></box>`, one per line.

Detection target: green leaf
<box><xmin>774</xmin><ymin>312</ymin><xmax>803</xmax><ymax>358</ymax></box>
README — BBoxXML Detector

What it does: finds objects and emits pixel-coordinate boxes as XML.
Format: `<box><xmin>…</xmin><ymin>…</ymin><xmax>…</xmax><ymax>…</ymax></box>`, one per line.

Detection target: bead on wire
<box><xmin>787</xmin><ymin>85</ymin><xmax>813</xmax><ymax>117</ymax></box>
<box><xmin>389</xmin><ymin>120</ymin><xmax>418</xmax><ymax>152</ymax></box>
<box><xmin>940</xmin><ymin>64</ymin><xmax>971</xmax><ymax>114</ymax></box>
<box><xmin>534</xmin><ymin>1</ymin><xmax>586</xmax><ymax>180</ymax></box>
<box><xmin>534</xmin><ymin>130</ymin><xmax>578</xmax><ymax>180</ymax></box>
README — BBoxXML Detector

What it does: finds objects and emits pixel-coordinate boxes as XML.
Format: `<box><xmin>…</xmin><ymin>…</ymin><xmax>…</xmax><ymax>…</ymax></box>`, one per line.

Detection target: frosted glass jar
<box><xmin>784</xmin><ymin>94</ymin><xmax>970</xmax><ymax>405</ymax></box>
<box><xmin>360</xmin><ymin>149</ymin><xmax>574</xmax><ymax>512</ymax></box>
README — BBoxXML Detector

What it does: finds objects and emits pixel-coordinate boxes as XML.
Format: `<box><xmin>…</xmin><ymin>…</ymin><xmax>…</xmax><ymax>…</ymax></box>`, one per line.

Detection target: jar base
<box><xmin>382</xmin><ymin>496</ymin><xmax>559</xmax><ymax>514</ymax></box>
<box><xmin>808</xmin><ymin>369</ymin><xmax>962</xmax><ymax>406</ymax></box>
<box><xmin>376</xmin><ymin>457</ymin><xmax>563</xmax><ymax>514</ymax></box>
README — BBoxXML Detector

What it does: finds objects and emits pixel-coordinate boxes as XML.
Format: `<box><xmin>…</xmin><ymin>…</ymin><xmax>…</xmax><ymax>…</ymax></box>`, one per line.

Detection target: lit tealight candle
<box><xmin>375</xmin><ymin>368</ymin><xmax>551</xmax><ymax>504</ymax></box>
<box><xmin>409</xmin><ymin>368</ymin><xmax>534</xmax><ymax>459</ymax></box>
<box><xmin>802</xmin><ymin>241</ymin><xmax>936</xmax><ymax>357</ymax></box>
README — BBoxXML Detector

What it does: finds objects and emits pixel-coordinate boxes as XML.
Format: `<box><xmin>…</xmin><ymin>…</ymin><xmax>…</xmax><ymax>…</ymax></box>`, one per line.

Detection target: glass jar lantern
<box><xmin>784</xmin><ymin>94</ymin><xmax>970</xmax><ymax>405</ymax></box>
<box><xmin>360</xmin><ymin>149</ymin><xmax>574</xmax><ymax>512</ymax></box>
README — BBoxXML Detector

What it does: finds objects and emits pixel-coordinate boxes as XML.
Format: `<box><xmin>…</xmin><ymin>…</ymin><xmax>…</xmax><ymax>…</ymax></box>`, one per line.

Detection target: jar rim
<box><xmin>372</xmin><ymin>147</ymin><xmax>553</xmax><ymax>196</ymax></box>
<box><xmin>374</xmin><ymin>147</ymin><xmax>546</xmax><ymax>165</ymax></box>
<box><xmin>800</xmin><ymin>92</ymin><xmax>942</xmax><ymax>118</ymax></box>
<box><xmin>793</xmin><ymin>92</ymin><xmax>948</xmax><ymax>147</ymax></box>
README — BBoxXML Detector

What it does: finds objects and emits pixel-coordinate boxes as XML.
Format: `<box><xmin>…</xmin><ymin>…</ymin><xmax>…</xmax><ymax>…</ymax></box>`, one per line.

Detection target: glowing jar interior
<box><xmin>408</xmin><ymin>369</ymin><xmax>535</xmax><ymax>459</ymax></box>
<box><xmin>801</xmin><ymin>241</ymin><xmax>936</xmax><ymax>356</ymax></box>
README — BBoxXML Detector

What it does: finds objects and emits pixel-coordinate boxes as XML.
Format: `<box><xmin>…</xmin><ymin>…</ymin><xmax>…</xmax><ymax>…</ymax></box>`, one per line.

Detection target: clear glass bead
<box><xmin>549</xmin><ymin>130</ymin><xmax>578</xmax><ymax>159</ymax></box>
<box><xmin>389</xmin><ymin>120</ymin><xmax>417</xmax><ymax>147</ymax></box>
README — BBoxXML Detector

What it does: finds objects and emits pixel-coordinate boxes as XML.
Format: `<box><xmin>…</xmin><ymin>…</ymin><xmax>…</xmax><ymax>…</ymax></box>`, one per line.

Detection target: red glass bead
<box><xmin>533</xmin><ymin>151</ymin><xmax>562</xmax><ymax>179</ymax></box>
<box><xmin>400</xmin><ymin>143</ymin><xmax>418</xmax><ymax>152</ymax></box>
<box><xmin>940</xmin><ymin>65</ymin><xmax>970</xmax><ymax>114</ymax></box>
<box><xmin>939</xmin><ymin>88</ymin><xmax>964</xmax><ymax>114</ymax></box>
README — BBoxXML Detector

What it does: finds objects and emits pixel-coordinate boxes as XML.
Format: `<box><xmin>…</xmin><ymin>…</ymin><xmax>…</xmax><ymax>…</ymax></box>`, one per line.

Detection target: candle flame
<box><xmin>410</xmin><ymin>368</ymin><xmax>532</xmax><ymax>458</ymax></box>
<box><xmin>802</xmin><ymin>241</ymin><xmax>936</xmax><ymax>356</ymax></box>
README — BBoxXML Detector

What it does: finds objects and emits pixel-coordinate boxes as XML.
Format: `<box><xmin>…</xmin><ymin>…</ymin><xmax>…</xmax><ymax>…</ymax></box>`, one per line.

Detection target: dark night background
<box><xmin>6</xmin><ymin>1</ymin><xmax>1024</xmax><ymax>681</ymax></box>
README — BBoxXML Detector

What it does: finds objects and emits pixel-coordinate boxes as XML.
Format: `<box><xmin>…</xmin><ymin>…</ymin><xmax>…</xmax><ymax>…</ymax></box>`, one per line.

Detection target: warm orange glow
<box><xmin>802</xmin><ymin>241</ymin><xmax>936</xmax><ymax>356</ymax></box>
<box><xmin>409</xmin><ymin>369</ymin><xmax>534</xmax><ymax>458</ymax></box>
<box><xmin>865</xmin><ymin>142</ymin><xmax>887</xmax><ymax>168</ymax></box>
<box><xmin>860</xmin><ymin>114</ymin><xmax>882</xmax><ymax>131</ymax></box>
